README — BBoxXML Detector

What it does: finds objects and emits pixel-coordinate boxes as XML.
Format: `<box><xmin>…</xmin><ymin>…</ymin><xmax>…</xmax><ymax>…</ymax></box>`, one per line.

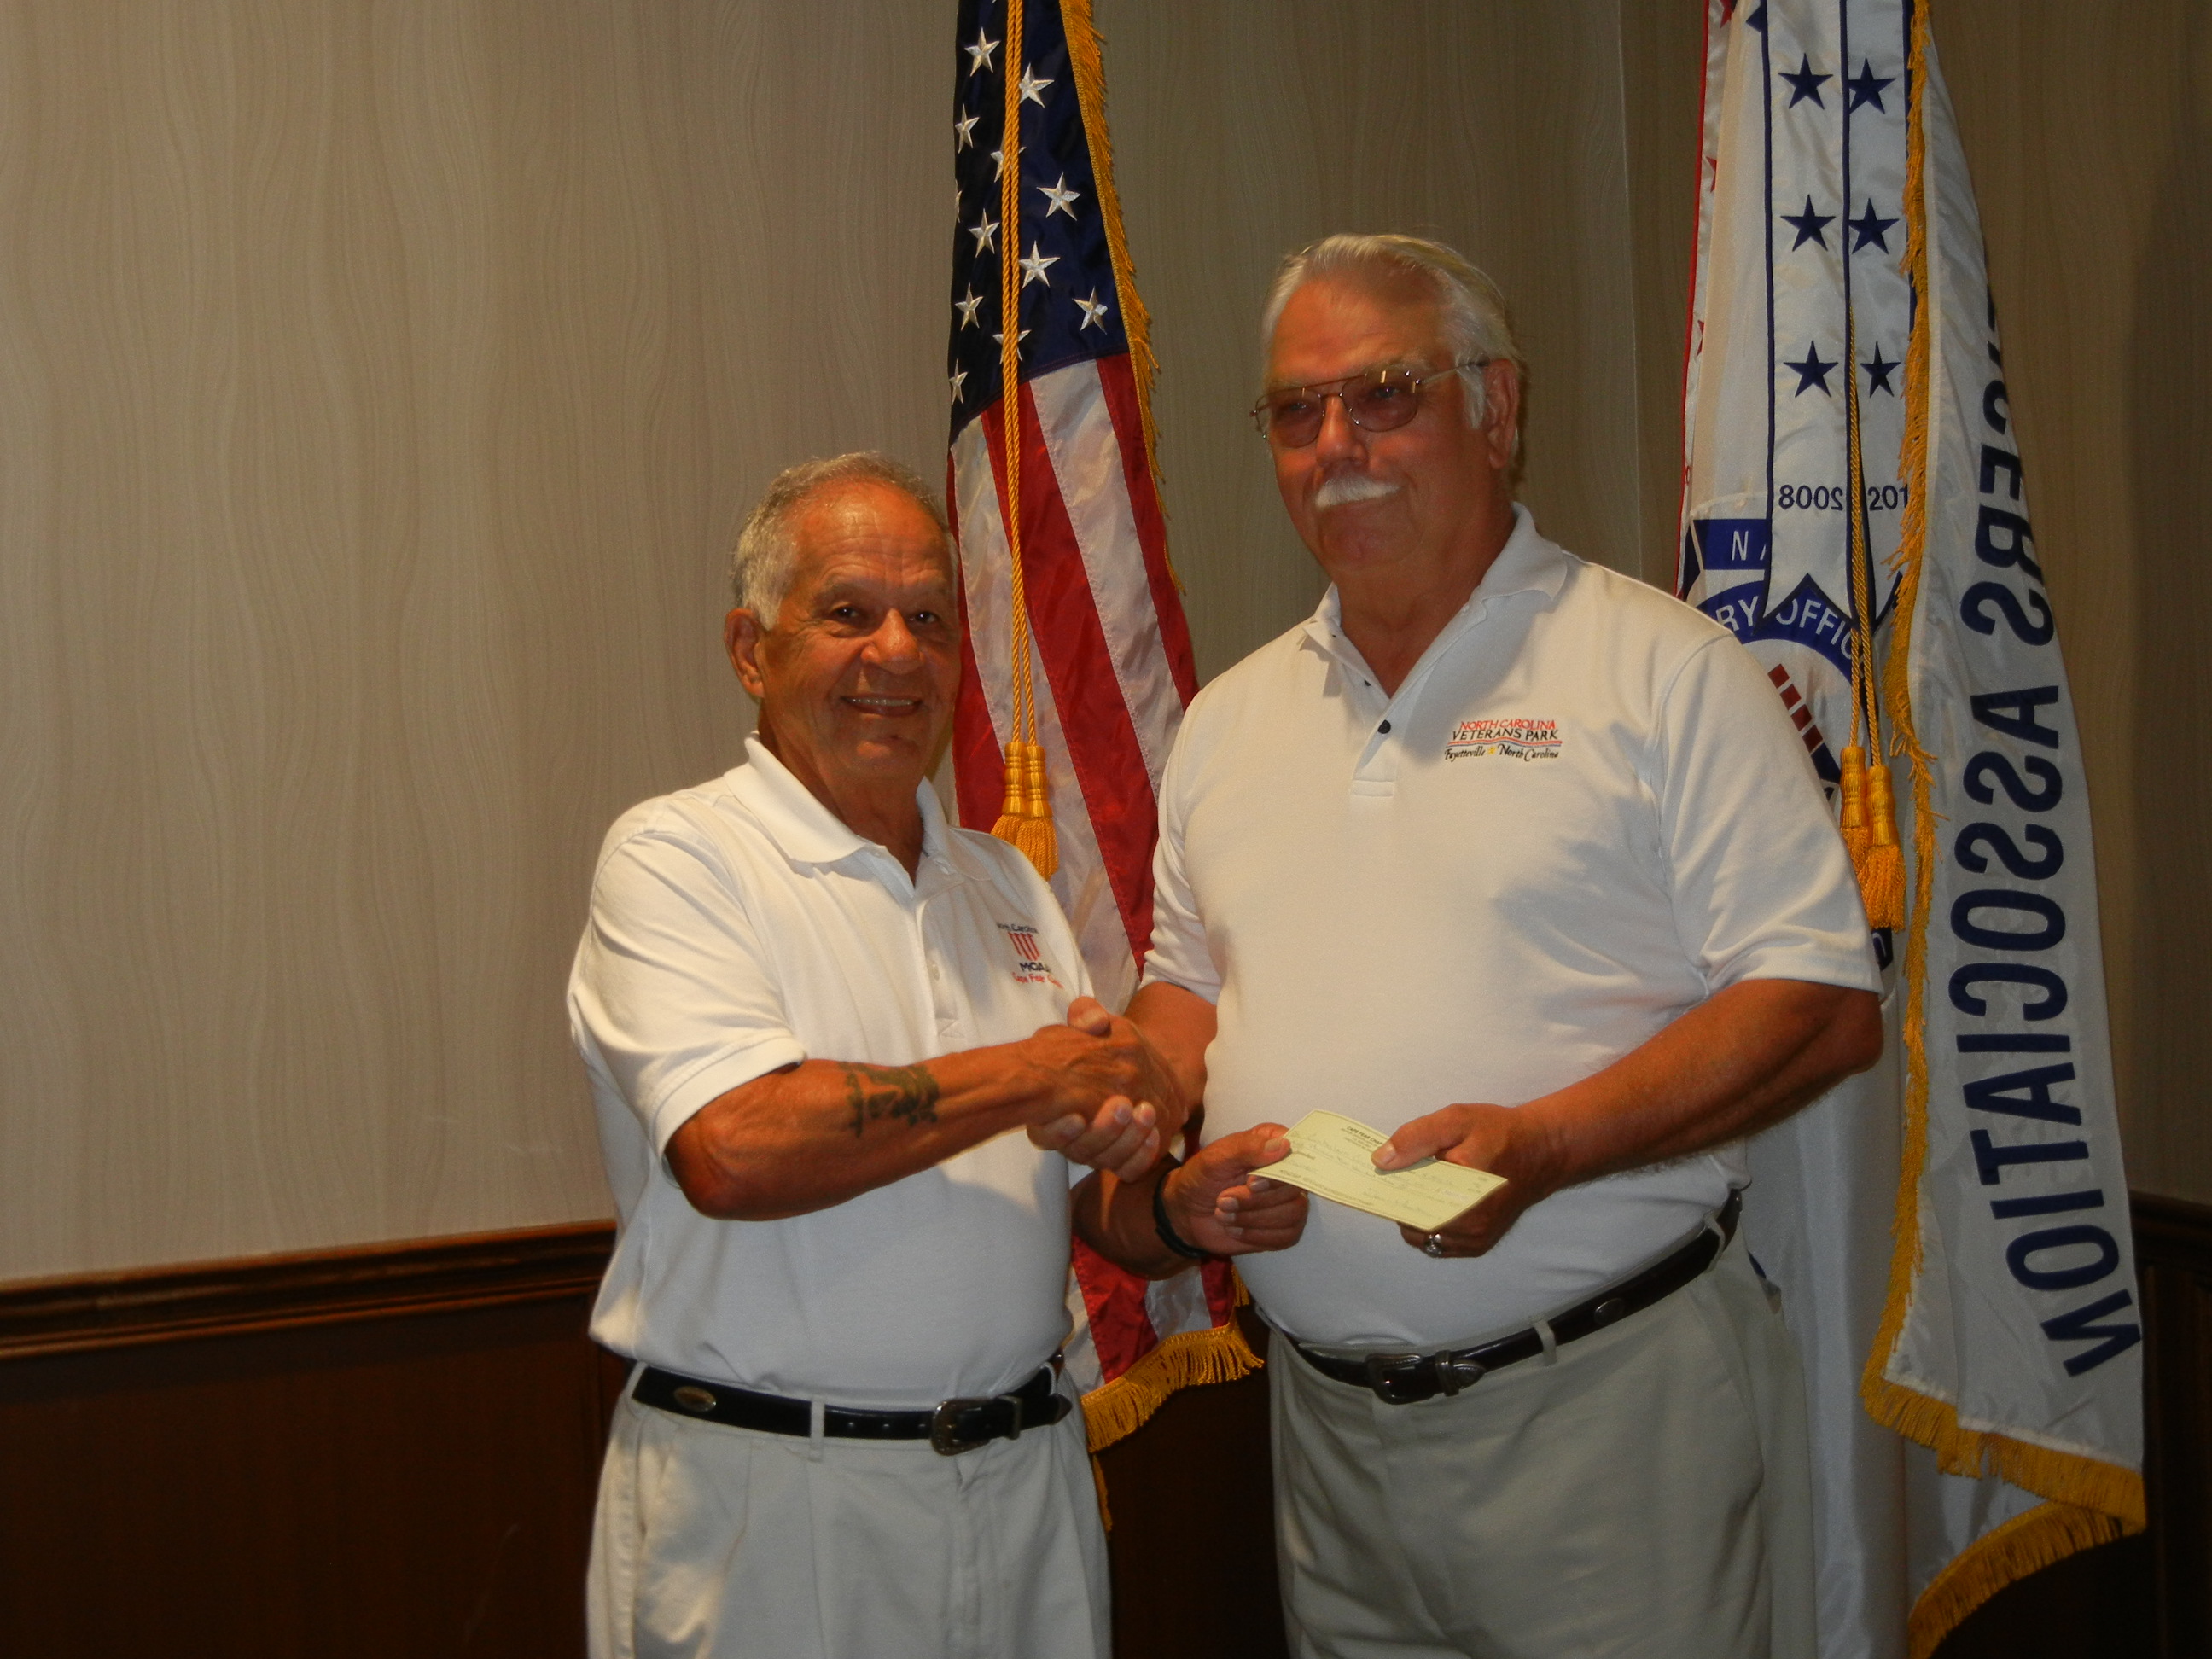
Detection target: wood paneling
<box><xmin>2133</xmin><ymin>1194</ymin><xmax>2212</xmax><ymax>1656</ymax></box>
<box><xmin>0</xmin><ymin>1220</ymin><xmax>613</xmax><ymax>1359</ymax></box>
<box><xmin>0</xmin><ymin>1223</ymin><xmax>624</xmax><ymax>1658</ymax></box>
<box><xmin>4</xmin><ymin>1199</ymin><xmax>2203</xmax><ymax>1656</ymax></box>
<box><xmin>1932</xmin><ymin>1192</ymin><xmax>2212</xmax><ymax>1659</ymax></box>
<box><xmin>1097</xmin><ymin>1313</ymin><xmax>1286</xmax><ymax>1659</ymax></box>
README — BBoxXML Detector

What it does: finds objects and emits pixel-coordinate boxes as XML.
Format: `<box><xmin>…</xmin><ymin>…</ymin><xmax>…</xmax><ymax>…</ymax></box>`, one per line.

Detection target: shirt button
<box><xmin>1378</xmin><ymin>720</ymin><xmax>1392</xmax><ymax>734</ymax></box>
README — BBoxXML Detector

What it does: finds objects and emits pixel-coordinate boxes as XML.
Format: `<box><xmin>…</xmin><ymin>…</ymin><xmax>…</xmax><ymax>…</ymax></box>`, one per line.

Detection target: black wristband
<box><xmin>1151</xmin><ymin>1157</ymin><xmax>1209</xmax><ymax>1261</ymax></box>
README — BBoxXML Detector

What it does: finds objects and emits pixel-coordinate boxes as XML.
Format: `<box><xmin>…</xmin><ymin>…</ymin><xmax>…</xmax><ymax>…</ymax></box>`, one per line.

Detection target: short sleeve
<box><xmin>1138</xmin><ymin>732</ymin><xmax>1223</xmax><ymax>1003</ymax></box>
<box><xmin>568</xmin><ymin>818</ymin><xmax>808</xmax><ymax>1152</ymax></box>
<box><xmin>1654</xmin><ymin>636</ymin><xmax>1882</xmax><ymax>993</ymax></box>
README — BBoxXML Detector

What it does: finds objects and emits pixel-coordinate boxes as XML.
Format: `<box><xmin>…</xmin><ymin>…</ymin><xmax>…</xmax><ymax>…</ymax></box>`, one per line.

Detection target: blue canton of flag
<box><xmin>947</xmin><ymin>0</ymin><xmax>1126</xmax><ymax>430</ymax></box>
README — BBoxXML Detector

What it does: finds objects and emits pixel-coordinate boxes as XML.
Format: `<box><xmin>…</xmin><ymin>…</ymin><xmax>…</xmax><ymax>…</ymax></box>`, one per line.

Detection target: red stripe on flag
<box><xmin>1094</xmin><ymin>353</ymin><xmax>1198</xmax><ymax>705</ymax></box>
<box><xmin>1072</xmin><ymin>1237</ymin><xmax>1160</xmax><ymax>1377</ymax></box>
<box><xmin>1004</xmin><ymin>383</ymin><xmax>1161</xmax><ymax>963</ymax></box>
<box><xmin>948</xmin><ymin>458</ymin><xmax>1009</xmax><ymax>833</ymax></box>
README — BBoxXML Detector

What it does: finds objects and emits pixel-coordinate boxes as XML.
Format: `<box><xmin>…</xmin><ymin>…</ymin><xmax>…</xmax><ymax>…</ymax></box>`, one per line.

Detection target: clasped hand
<box><xmin>1022</xmin><ymin>997</ymin><xmax>1187</xmax><ymax>1179</ymax></box>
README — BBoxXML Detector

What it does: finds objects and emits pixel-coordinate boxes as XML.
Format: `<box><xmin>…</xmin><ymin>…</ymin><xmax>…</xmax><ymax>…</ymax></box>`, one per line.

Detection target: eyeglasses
<box><xmin>1251</xmin><ymin>359</ymin><xmax>1487</xmax><ymax>446</ymax></box>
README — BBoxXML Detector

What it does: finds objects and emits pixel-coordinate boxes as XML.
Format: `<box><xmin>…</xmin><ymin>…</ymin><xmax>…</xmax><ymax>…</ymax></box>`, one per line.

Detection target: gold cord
<box><xmin>987</xmin><ymin>0</ymin><xmax>1057</xmax><ymax>876</ymax></box>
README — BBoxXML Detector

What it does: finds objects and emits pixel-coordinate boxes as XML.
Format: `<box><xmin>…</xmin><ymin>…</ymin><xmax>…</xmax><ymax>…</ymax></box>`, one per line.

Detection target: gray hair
<box><xmin>1260</xmin><ymin>234</ymin><xmax>1526</xmax><ymax>434</ymax></box>
<box><xmin>729</xmin><ymin>451</ymin><xmax>952</xmax><ymax>620</ymax></box>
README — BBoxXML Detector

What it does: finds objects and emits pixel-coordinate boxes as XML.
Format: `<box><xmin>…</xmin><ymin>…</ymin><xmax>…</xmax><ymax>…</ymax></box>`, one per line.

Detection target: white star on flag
<box><xmin>991</xmin><ymin>325</ymin><xmax>1032</xmax><ymax>349</ymax></box>
<box><xmin>1074</xmin><ymin>289</ymin><xmax>1110</xmax><ymax>329</ymax></box>
<box><xmin>955</xmin><ymin>288</ymin><xmax>985</xmax><ymax>328</ymax></box>
<box><xmin>954</xmin><ymin>112</ymin><xmax>978</xmax><ymax>150</ymax></box>
<box><xmin>1038</xmin><ymin>175</ymin><xmax>1081</xmax><ymax>218</ymax></box>
<box><xmin>950</xmin><ymin>367</ymin><xmax>967</xmax><ymax>401</ymax></box>
<box><xmin>1017</xmin><ymin>64</ymin><xmax>1053</xmax><ymax>106</ymax></box>
<box><xmin>991</xmin><ymin>147</ymin><xmax>1006</xmax><ymax>181</ymax></box>
<box><xmin>968</xmin><ymin>213</ymin><xmax>999</xmax><ymax>254</ymax></box>
<box><xmin>1019</xmin><ymin>242</ymin><xmax>1058</xmax><ymax>288</ymax></box>
<box><xmin>964</xmin><ymin>31</ymin><xmax>997</xmax><ymax>75</ymax></box>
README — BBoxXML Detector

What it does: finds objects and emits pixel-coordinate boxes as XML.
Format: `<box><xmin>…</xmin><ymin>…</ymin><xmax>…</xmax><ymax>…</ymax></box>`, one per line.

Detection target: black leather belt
<box><xmin>1290</xmin><ymin>1190</ymin><xmax>1743</xmax><ymax>1406</ymax></box>
<box><xmin>632</xmin><ymin>1361</ymin><xmax>1070</xmax><ymax>1455</ymax></box>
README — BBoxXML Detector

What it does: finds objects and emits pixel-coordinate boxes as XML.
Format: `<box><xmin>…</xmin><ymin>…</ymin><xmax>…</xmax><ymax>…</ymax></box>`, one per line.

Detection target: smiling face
<box><xmin>725</xmin><ymin>480</ymin><xmax>960</xmax><ymax>820</ymax></box>
<box><xmin>1266</xmin><ymin>270</ymin><xmax>1520</xmax><ymax>598</ymax></box>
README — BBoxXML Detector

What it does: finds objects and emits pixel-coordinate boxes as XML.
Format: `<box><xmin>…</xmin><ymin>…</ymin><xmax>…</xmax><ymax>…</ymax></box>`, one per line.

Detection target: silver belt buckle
<box><xmin>929</xmin><ymin>1394</ymin><xmax>1014</xmax><ymax>1456</ymax></box>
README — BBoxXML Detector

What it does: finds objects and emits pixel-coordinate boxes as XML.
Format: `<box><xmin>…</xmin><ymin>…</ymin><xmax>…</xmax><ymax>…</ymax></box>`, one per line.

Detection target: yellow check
<box><xmin>1263</xmin><ymin>1109</ymin><xmax>1506</xmax><ymax>1232</ymax></box>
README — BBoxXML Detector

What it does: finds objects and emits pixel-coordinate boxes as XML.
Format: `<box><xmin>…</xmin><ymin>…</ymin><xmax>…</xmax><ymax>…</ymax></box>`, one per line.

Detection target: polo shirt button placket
<box><xmin>1352</xmin><ymin>707</ymin><xmax>1401</xmax><ymax>800</ymax></box>
<box><xmin>917</xmin><ymin>911</ymin><xmax>960</xmax><ymax>1038</ymax></box>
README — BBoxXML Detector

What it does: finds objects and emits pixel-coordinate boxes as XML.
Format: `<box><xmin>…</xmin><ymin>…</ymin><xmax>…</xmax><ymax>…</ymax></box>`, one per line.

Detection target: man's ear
<box><xmin>725</xmin><ymin>608</ymin><xmax>770</xmax><ymax>700</ymax></box>
<box><xmin>1481</xmin><ymin>359</ymin><xmax>1522</xmax><ymax>470</ymax></box>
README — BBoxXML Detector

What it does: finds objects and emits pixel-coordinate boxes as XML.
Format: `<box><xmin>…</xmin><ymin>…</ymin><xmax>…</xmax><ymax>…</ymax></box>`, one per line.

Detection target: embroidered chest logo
<box><xmin>1445</xmin><ymin>718</ymin><xmax>1563</xmax><ymax>762</ymax></box>
<box><xmin>997</xmin><ymin>922</ymin><xmax>1060</xmax><ymax>987</ymax></box>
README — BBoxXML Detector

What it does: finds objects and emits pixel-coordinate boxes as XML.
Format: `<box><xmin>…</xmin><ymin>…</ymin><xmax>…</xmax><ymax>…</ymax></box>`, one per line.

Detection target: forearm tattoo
<box><xmin>841</xmin><ymin>1062</ymin><xmax>941</xmax><ymax>1138</ymax></box>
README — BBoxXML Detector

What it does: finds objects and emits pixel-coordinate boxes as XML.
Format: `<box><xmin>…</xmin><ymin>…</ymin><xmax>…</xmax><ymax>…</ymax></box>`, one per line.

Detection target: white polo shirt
<box><xmin>1144</xmin><ymin>509</ymin><xmax>1877</xmax><ymax>1349</ymax></box>
<box><xmin>569</xmin><ymin>737</ymin><xmax>1092</xmax><ymax>1407</ymax></box>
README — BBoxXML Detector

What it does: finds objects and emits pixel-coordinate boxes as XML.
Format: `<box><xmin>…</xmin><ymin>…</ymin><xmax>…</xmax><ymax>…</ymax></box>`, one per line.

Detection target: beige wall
<box><xmin>1</xmin><ymin>2</ymin><xmax>2201</xmax><ymax>1281</ymax></box>
<box><xmin>0</xmin><ymin>1</ymin><xmax>1674</xmax><ymax>1279</ymax></box>
<box><xmin>1105</xmin><ymin>1</ymin><xmax>1662</xmax><ymax>679</ymax></box>
<box><xmin>0</xmin><ymin>0</ymin><xmax>955</xmax><ymax>1276</ymax></box>
<box><xmin>1937</xmin><ymin>1</ymin><xmax>2212</xmax><ymax>1204</ymax></box>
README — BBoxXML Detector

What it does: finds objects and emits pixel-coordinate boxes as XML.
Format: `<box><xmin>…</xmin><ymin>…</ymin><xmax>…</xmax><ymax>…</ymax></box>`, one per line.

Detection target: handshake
<box><xmin>1019</xmin><ymin>996</ymin><xmax>1308</xmax><ymax>1265</ymax></box>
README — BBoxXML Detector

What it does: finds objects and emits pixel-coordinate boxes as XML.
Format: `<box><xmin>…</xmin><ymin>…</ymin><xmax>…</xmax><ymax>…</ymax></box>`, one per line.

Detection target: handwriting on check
<box><xmin>1264</xmin><ymin>1110</ymin><xmax>1506</xmax><ymax>1232</ymax></box>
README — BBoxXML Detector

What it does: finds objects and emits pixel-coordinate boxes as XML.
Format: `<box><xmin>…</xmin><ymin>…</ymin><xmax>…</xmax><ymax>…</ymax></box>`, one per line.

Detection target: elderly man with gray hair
<box><xmin>1080</xmin><ymin>236</ymin><xmax>1886</xmax><ymax>1656</ymax></box>
<box><xmin>568</xmin><ymin>452</ymin><xmax>1305</xmax><ymax>1659</ymax></box>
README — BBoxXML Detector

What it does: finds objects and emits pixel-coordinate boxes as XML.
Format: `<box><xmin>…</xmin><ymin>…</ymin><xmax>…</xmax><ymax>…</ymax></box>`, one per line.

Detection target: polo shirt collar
<box><xmin>1298</xmin><ymin>504</ymin><xmax>1568</xmax><ymax>671</ymax></box>
<box><xmin>729</xmin><ymin>734</ymin><xmax>958</xmax><ymax>876</ymax></box>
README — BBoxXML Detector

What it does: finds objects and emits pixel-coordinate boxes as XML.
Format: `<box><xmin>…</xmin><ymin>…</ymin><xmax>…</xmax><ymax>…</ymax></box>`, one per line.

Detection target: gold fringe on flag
<box><xmin>1861</xmin><ymin>6</ymin><xmax>2145</xmax><ymax>1652</ymax></box>
<box><xmin>1079</xmin><ymin>1272</ymin><xmax>1261</xmax><ymax>1452</ymax></box>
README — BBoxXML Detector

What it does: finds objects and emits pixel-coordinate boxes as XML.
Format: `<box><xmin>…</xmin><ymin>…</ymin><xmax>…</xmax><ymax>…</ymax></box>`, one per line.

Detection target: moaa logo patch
<box><xmin>1446</xmin><ymin>718</ymin><xmax>1563</xmax><ymax>762</ymax></box>
<box><xmin>998</xmin><ymin>922</ymin><xmax>1059</xmax><ymax>987</ymax></box>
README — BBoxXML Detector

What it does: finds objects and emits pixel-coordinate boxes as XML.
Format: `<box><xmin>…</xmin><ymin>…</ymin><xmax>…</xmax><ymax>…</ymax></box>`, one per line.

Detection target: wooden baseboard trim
<box><xmin>2131</xmin><ymin>1190</ymin><xmax>2212</xmax><ymax>1270</ymax></box>
<box><xmin>0</xmin><ymin>1220</ymin><xmax>616</xmax><ymax>1361</ymax></box>
<box><xmin>1</xmin><ymin>1190</ymin><xmax>2202</xmax><ymax>1367</ymax></box>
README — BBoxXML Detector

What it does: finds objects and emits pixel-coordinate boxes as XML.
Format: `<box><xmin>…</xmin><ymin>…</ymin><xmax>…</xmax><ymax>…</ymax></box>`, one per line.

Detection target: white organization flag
<box><xmin>1679</xmin><ymin>3</ymin><xmax>2145</xmax><ymax>1656</ymax></box>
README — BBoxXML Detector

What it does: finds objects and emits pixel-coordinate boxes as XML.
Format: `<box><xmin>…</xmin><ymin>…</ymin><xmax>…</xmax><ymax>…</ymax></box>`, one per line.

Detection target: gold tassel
<box><xmin>1837</xmin><ymin>744</ymin><xmax>1871</xmax><ymax>867</ymax></box>
<box><xmin>1012</xmin><ymin>741</ymin><xmax>1059</xmax><ymax>878</ymax></box>
<box><xmin>1862</xmin><ymin>760</ymin><xmax>1906</xmax><ymax>929</ymax></box>
<box><xmin>990</xmin><ymin>741</ymin><xmax>1027</xmax><ymax>847</ymax></box>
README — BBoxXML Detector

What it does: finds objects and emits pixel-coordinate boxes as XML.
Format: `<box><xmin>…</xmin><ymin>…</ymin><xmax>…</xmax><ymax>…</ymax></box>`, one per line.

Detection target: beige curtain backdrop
<box><xmin>0</xmin><ymin>1</ymin><xmax>2201</xmax><ymax>1282</ymax></box>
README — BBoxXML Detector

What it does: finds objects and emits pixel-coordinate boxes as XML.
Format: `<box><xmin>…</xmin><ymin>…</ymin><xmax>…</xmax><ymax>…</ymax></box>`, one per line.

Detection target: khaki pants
<box><xmin>588</xmin><ymin>1375</ymin><xmax>1109</xmax><ymax>1659</ymax></box>
<box><xmin>1270</xmin><ymin>1232</ymin><xmax>1815</xmax><ymax>1659</ymax></box>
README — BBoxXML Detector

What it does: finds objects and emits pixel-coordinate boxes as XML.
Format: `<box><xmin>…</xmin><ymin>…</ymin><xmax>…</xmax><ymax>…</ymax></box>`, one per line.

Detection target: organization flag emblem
<box><xmin>1682</xmin><ymin>3</ymin><xmax>2142</xmax><ymax>1652</ymax></box>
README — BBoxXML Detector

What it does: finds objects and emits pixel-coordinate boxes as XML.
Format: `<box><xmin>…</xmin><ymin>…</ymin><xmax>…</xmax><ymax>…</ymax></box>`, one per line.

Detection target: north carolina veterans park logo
<box><xmin>1445</xmin><ymin>718</ymin><xmax>1563</xmax><ymax>762</ymax></box>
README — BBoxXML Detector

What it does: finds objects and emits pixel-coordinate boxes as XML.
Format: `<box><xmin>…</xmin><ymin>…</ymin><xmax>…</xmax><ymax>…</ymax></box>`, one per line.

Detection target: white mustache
<box><xmin>1313</xmin><ymin>473</ymin><xmax>1402</xmax><ymax>509</ymax></box>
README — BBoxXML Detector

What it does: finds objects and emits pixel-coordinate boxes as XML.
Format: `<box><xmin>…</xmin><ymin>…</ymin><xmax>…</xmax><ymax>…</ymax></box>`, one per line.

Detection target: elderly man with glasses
<box><xmin>568</xmin><ymin>452</ymin><xmax>1301</xmax><ymax>1659</ymax></box>
<box><xmin>1079</xmin><ymin>236</ymin><xmax>1885</xmax><ymax>1658</ymax></box>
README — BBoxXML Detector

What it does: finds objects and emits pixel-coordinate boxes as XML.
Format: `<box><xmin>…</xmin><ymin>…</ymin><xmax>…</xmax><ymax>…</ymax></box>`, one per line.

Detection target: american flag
<box><xmin>945</xmin><ymin>0</ymin><xmax>1254</xmax><ymax>1449</ymax></box>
